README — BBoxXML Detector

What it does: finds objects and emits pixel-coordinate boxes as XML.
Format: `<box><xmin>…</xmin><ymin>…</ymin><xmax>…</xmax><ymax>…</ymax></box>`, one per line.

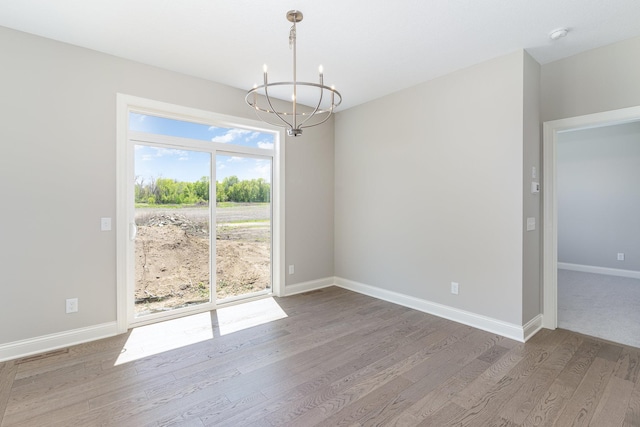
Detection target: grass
<box><xmin>216</xmin><ymin>202</ymin><xmax>270</xmax><ymax>209</ymax></box>
<box><xmin>216</xmin><ymin>202</ymin><xmax>236</xmax><ymax>208</ymax></box>
<box><xmin>226</xmin><ymin>219</ymin><xmax>270</xmax><ymax>224</ymax></box>
<box><xmin>197</xmin><ymin>282</ymin><xmax>209</xmax><ymax>298</ymax></box>
<box><xmin>135</xmin><ymin>203</ymin><xmax>208</xmax><ymax>209</ymax></box>
<box><xmin>135</xmin><ymin>202</ymin><xmax>269</xmax><ymax>209</ymax></box>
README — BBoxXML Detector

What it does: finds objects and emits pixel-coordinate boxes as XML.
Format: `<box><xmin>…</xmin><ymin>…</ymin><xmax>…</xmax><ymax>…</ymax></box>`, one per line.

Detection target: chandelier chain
<box><xmin>289</xmin><ymin>24</ymin><xmax>296</xmax><ymax>49</ymax></box>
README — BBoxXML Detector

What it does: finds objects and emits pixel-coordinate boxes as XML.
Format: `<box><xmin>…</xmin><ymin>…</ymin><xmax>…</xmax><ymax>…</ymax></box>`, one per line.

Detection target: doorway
<box><xmin>542</xmin><ymin>105</ymin><xmax>640</xmax><ymax>332</ymax></box>
<box><xmin>116</xmin><ymin>95</ymin><xmax>285</xmax><ymax>330</ymax></box>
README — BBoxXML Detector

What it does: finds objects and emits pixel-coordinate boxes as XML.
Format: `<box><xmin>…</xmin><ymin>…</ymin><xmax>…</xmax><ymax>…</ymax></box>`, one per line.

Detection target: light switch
<box><xmin>526</xmin><ymin>217</ymin><xmax>536</xmax><ymax>231</ymax></box>
<box><xmin>101</xmin><ymin>217</ymin><xmax>112</xmax><ymax>231</ymax></box>
<box><xmin>531</xmin><ymin>182</ymin><xmax>540</xmax><ymax>194</ymax></box>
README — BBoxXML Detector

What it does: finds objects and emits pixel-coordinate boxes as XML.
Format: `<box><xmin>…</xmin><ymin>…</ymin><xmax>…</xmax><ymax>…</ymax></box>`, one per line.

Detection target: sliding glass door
<box><xmin>215</xmin><ymin>154</ymin><xmax>272</xmax><ymax>302</ymax></box>
<box><xmin>122</xmin><ymin>105</ymin><xmax>280</xmax><ymax>327</ymax></box>
<box><xmin>134</xmin><ymin>144</ymin><xmax>212</xmax><ymax>318</ymax></box>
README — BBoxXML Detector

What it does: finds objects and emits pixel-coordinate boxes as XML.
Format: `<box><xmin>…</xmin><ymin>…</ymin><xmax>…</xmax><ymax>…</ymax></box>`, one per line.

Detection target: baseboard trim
<box><xmin>523</xmin><ymin>314</ymin><xmax>544</xmax><ymax>341</ymax></box>
<box><xmin>558</xmin><ymin>262</ymin><xmax>640</xmax><ymax>279</ymax></box>
<box><xmin>335</xmin><ymin>277</ymin><xmax>529</xmax><ymax>342</ymax></box>
<box><xmin>0</xmin><ymin>322</ymin><xmax>120</xmax><ymax>362</ymax></box>
<box><xmin>284</xmin><ymin>276</ymin><xmax>335</xmax><ymax>296</ymax></box>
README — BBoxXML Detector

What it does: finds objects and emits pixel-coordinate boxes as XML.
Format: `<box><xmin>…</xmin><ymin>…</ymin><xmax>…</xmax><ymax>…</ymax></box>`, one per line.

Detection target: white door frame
<box><xmin>542</xmin><ymin>105</ymin><xmax>640</xmax><ymax>329</ymax></box>
<box><xmin>116</xmin><ymin>94</ymin><xmax>285</xmax><ymax>333</ymax></box>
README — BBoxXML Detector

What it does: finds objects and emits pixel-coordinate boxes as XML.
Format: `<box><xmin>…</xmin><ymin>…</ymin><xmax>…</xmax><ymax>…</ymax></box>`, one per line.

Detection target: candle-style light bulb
<box><xmin>263</xmin><ymin>64</ymin><xmax>268</xmax><ymax>73</ymax></box>
<box><xmin>252</xmin><ymin>84</ymin><xmax>258</xmax><ymax>108</ymax></box>
<box><xmin>318</xmin><ymin>65</ymin><xmax>323</xmax><ymax>75</ymax></box>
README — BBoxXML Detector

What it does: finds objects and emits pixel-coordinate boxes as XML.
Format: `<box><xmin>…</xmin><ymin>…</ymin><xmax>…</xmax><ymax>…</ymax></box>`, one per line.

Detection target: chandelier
<box><xmin>246</xmin><ymin>10</ymin><xmax>342</xmax><ymax>137</ymax></box>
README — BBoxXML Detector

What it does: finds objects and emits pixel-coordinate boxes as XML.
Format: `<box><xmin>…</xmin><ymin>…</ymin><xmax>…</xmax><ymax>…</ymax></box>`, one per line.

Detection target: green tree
<box><xmin>216</xmin><ymin>181</ymin><xmax>227</xmax><ymax>202</ymax></box>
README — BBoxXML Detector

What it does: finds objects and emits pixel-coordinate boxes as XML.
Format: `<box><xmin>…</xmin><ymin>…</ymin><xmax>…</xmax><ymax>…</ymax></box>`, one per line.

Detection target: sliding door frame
<box><xmin>116</xmin><ymin>94</ymin><xmax>285</xmax><ymax>332</ymax></box>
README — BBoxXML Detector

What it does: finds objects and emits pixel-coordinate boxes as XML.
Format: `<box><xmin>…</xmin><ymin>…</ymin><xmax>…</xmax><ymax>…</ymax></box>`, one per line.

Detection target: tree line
<box><xmin>135</xmin><ymin>176</ymin><xmax>270</xmax><ymax>204</ymax></box>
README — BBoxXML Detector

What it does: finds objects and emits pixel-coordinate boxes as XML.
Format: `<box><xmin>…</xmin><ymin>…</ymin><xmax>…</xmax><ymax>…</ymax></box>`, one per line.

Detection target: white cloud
<box><xmin>131</xmin><ymin>113</ymin><xmax>147</xmax><ymax>122</ymax></box>
<box><xmin>257</xmin><ymin>141</ymin><xmax>274</xmax><ymax>149</ymax></box>
<box><xmin>251</xmin><ymin>162</ymin><xmax>272</xmax><ymax>180</ymax></box>
<box><xmin>211</xmin><ymin>128</ymin><xmax>252</xmax><ymax>143</ymax></box>
<box><xmin>141</xmin><ymin>147</ymin><xmax>189</xmax><ymax>161</ymax></box>
<box><xmin>228</xmin><ymin>156</ymin><xmax>245</xmax><ymax>163</ymax></box>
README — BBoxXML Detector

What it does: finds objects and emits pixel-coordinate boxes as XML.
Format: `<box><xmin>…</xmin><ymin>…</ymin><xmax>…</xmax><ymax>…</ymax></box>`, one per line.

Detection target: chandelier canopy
<box><xmin>246</xmin><ymin>10</ymin><xmax>342</xmax><ymax>137</ymax></box>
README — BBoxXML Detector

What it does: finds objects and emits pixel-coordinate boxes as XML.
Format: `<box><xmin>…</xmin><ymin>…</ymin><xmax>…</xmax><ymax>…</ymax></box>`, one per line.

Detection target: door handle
<box><xmin>129</xmin><ymin>222</ymin><xmax>138</xmax><ymax>240</ymax></box>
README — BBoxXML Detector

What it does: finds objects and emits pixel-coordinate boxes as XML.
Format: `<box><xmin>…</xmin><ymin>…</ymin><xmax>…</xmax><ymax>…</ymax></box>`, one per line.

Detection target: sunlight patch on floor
<box><xmin>115</xmin><ymin>297</ymin><xmax>288</xmax><ymax>365</ymax></box>
<box><xmin>115</xmin><ymin>312</ymin><xmax>214</xmax><ymax>365</ymax></box>
<box><xmin>217</xmin><ymin>297</ymin><xmax>288</xmax><ymax>335</ymax></box>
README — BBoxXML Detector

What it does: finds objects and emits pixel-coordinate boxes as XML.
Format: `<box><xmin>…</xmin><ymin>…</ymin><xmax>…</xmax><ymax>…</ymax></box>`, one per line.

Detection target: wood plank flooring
<box><xmin>1</xmin><ymin>287</ymin><xmax>639</xmax><ymax>426</ymax></box>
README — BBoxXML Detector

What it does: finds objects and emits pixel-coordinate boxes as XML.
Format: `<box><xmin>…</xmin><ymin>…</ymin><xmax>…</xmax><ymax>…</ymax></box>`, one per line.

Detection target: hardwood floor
<box><xmin>1</xmin><ymin>287</ymin><xmax>639</xmax><ymax>426</ymax></box>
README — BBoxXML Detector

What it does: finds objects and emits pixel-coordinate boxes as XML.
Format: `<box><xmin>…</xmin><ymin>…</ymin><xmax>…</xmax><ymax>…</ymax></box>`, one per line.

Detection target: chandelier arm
<box><xmin>246</xmin><ymin>82</ymin><xmax>342</xmax><ymax>116</ymax></box>
<box><xmin>253</xmin><ymin>108</ymin><xmax>297</xmax><ymax>129</ymax></box>
<box><xmin>299</xmin><ymin>108</ymin><xmax>334</xmax><ymax>129</ymax></box>
<box><xmin>299</xmin><ymin>86</ymin><xmax>336</xmax><ymax>130</ymax></box>
<box><xmin>297</xmin><ymin>75</ymin><xmax>325</xmax><ymax>129</ymax></box>
<box><xmin>262</xmin><ymin>76</ymin><xmax>294</xmax><ymax>130</ymax></box>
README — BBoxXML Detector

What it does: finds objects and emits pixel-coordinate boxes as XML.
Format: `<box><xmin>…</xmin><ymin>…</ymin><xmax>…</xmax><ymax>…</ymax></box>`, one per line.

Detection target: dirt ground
<box><xmin>134</xmin><ymin>205</ymin><xmax>270</xmax><ymax>316</ymax></box>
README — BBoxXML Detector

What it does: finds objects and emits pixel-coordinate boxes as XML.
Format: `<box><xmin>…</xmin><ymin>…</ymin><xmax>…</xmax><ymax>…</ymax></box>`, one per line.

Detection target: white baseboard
<box><xmin>335</xmin><ymin>277</ymin><xmax>530</xmax><ymax>342</ymax></box>
<box><xmin>284</xmin><ymin>276</ymin><xmax>335</xmax><ymax>296</ymax></box>
<box><xmin>2</xmin><ymin>276</ymin><xmax>542</xmax><ymax>362</ymax></box>
<box><xmin>558</xmin><ymin>262</ymin><xmax>640</xmax><ymax>279</ymax></box>
<box><xmin>523</xmin><ymin>314</ymin><xmax>543</xmax><ymax>341</ymax></box>
<box><xmin>0</xmin><ymin>322</ymin><xmax>120</xmax><ymax>362</ymax></box>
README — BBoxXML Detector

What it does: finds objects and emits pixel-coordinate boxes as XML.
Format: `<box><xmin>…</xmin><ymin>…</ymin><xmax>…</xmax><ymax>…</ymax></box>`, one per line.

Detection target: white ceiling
<box><xmin>1</xmin><ymin>0</ymin><xmax>640</xmax><ymax>110</ymax></box>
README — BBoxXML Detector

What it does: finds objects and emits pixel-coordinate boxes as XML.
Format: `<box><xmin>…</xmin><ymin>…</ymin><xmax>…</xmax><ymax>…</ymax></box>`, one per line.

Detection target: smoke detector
<box><xmin>549</xmin><ymin>28</ymin><xmax>569</xmax><ymax>40</ymax></box>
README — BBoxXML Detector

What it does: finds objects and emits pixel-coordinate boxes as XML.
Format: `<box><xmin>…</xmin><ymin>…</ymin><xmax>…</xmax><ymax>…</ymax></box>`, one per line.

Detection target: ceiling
<box><xmin>1</xmin><ymin>0</ymin><xmax>640</xmax><ymax>110</ymax></box>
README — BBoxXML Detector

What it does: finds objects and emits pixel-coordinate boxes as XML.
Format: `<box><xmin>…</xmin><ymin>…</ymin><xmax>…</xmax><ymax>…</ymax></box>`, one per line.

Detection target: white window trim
<box><xmin>116</xmin><ymin>94</ymin><xmax>285</xmax><ymax>332</ymax></box>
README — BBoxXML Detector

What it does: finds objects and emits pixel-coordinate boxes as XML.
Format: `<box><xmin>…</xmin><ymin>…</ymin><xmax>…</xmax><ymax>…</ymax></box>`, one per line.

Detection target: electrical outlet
<box><xmin>66</xmin><ymin>298</ymin><xmax>78</xmax><ymax>313</ymax></box>
<box><xmin>288</xmin><ymin>265</ymin><xmax>295</xmax><ymax>275</ymax></box>
<box><xmin>617</xmin><ymin>253</ymin><xmax>625</xmax><ymax>261</ymax></box>
<box><xmin>451</xmin><ymin>282</ymin><xmax>459</xmax><ymax>295</ymax></box>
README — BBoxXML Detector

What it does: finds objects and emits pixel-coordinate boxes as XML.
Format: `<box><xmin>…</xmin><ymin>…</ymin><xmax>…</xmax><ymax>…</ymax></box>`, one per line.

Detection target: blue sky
<box><xmin>131</xmin><ymin>113</ymin><xmax>273</xmax><ymax>183</ymax></box>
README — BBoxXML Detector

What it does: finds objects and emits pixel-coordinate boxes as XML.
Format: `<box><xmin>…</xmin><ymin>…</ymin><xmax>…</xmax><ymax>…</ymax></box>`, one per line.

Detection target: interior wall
<box><xmin>0</xmin><ymin>26</ymin><xmax>335</xmax><ymax>345</ymax></box>
<box><xmin>540</xmin><ymin>35</ymin><xmax>640</xmax><ymax>330</ymax></box>
<box><xmin>557</xmin><ymin>121</ymin><xmax>640</xmax><ymax>271</ymax></box>
<box><xmin>285</xmin><ymin>119</ymin><xmax>335</xmax><ymax>284</ymax></box>
<box><xmin>541</xmin><ymin>35</ymin><xmax>640</xmax><ymax>122</ymax></box>
<box><xmin>522</xmin><ymin>51</ymin><xmax>542</xmax><ymax>323</ymax></box>
<box><xmin>334</xmin><ymin>51</ymin><xmax>527</xmax><ymax>325</ymax></box>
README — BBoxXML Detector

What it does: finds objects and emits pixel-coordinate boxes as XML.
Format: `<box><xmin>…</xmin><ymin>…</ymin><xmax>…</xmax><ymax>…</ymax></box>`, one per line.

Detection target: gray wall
<box><xmin>541</xmin><ymin>35</ymin><xmax>640</xmax><ymax>122</ymax></box>
<box><xmin>557</xmin><ymin>122</ymin><xmax>640</xmax><ymax>271</ymax></box>
<box><xmin>335</xmin><ymin>50</ymin><xmax>533</xmax><ymax>325</ymax></box>
<box><xmin>0</xmin><ymin>26</ymin><xmax>335</xmax><ymax>345</ymax></box>
<box><xmin>6</xmin><ymin>21</ymin><xmax>639</xmax><ymax>348</ymax></box>
<box><xmin>522</xmin><ymin>52</ymin><xmax>542</xmax><ymax>323</ymax></box>
<box><xmin>285</xmin><ymin>119</ymin><xmax>335</xmax><ymax>283</ymax></box>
